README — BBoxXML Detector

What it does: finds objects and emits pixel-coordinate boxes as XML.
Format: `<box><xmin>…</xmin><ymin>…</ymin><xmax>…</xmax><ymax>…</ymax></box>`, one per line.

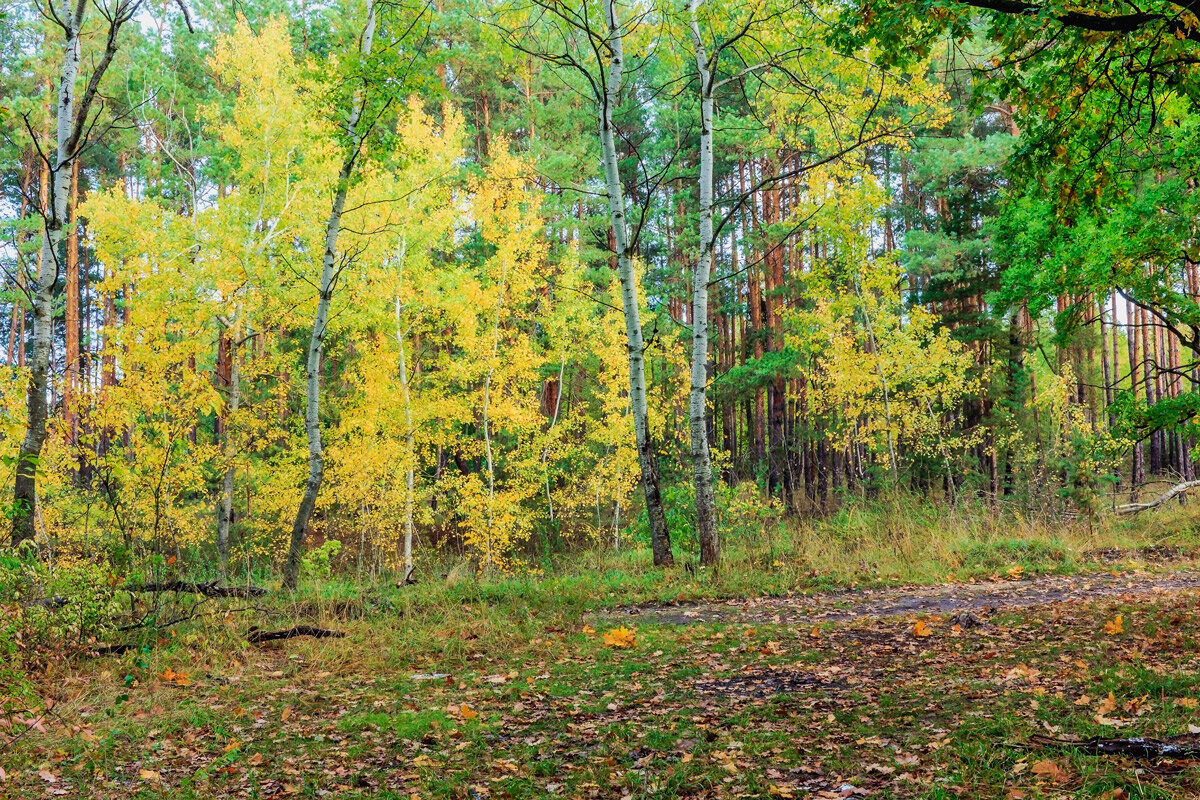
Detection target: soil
<box><xmin>608</xmin><ymin>569</ymin><xmax>1200</xmax><ymax>626</ymax></box>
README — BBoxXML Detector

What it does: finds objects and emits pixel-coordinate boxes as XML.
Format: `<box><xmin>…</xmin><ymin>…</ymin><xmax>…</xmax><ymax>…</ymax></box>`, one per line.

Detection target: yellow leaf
<box><xmin>602</xmin><ymin>626</ymin><xmax>636</xmax><ymax>649</ymax></box>
<box><xmin>1096</xmin><ymin>692</ymin><xmax>1118</xmax><ymax>715</ymax></box>
<box><xmin>768</xmin><ymin>784</ymin><xmax>795</xmax><ymax>798</ymax></box>
<box><xmin>911</xmin><ymin>620</ymin><xmax>933</xmax><ymax>638</ymax></box>
<box><xmin>1103</xmin><ymin>615</ymin><xmax>1124</xmax><ymax>635</ymax></box>
<box><xmin>460</xmin><ymin>704</ymin><xmax>478</xmax><ymax>720</ymax></box>
<box><xmin>809</xmin><ymin>626</ymin><xmax>821</xmax><ymax>639</ymax></box>
<box><xmin>581</xmin><ymin>625</ymin><xmax>595</xmax><ymax>635</ymax></box>
<box><xmin>1007</xmin><ymin>565</ymin><xmax>1024</xmax><ymax>579</ymax></box>
<box><xmin>1177</xmin><ymin>697</ymin><xmax>1198</xmax><ymax>709</ymax></box>
<box><xmin>138</xmin><ymin>769</ymin><xmax>161</xmax><ymax>782</ymax></box>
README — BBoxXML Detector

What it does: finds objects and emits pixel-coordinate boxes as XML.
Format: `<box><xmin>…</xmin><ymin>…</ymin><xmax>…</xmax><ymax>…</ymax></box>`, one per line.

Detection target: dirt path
<box><xmin>606</xmin><ymin>569</ymin><xmax>1200</xmax><ymax>626</ymax></box>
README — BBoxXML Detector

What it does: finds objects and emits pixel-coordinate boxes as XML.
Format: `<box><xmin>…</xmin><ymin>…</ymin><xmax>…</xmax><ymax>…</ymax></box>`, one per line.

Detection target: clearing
<box><xmin>7</xmin><ymin>563</ymin><xmax>1200</xmax><ymax>799</ymax></box>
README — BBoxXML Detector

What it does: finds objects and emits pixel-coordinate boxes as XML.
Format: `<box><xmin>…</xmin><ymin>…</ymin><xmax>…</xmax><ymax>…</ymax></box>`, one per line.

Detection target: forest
<box><xmin>5</xmin><ymin>0</ymin><xmax>1200</xmax><ymax>798</ymax></box>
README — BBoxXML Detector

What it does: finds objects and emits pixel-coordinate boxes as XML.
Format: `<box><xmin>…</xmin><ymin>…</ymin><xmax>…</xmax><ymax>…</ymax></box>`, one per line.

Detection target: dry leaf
<box><xmin>603</xmin><ymin>627</ymin><xmax>636</xmax><ymax>649</ymax></box>
<box><xmin>1030</xmin><ymin>758</ymin><xmax>1067</xmax><ymax>783</ymax></box>
<box><xmin>248</xmin><ymin>753</ymin><xmax>264</xmax><ymax>766</ymax></box>
<box><xmin>810</xmin><ymin>626</ymin><xmax>821</xmax><ymax>639</ymax></box>
<box><xmin>911</xmin><ymin>620</ymin><xmax>933</xmax><ymax>638</ymax></box>
<box><xmin>460</xmin><ymin>704</ymin><xmax>479</xmax><ymax>721</ymax></box>
<box><xmin>138</xmin><ymin>769</ymin><xmax>161</xmax><ymax>782</ymax></box>
<box><xmin>1103</xmin><ymin>615</ymin><xmax>1124</xmax><ymax>635</ymax></box>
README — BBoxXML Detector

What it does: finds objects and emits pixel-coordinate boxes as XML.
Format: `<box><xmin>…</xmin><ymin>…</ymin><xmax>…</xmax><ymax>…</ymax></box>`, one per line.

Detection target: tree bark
<box><xmin>687</xmin><ymin>0</ymin><xmax>719</xmax><ymax>566</ymax></box>
<box><xmin>600</xmin><ymin>0</ymin><xmax>672</xmax><ymax>566</ymax></box>
<box><xmin>14</xmin><ymin>5</ymin><xmax>84</xmax><ymax>546</ymax></box>
<box><xmin>283</xmin><ymin>3</ymin><xmax>376</xmax><ymax>587</ymax></box>
<box><xmin>217</xmin><ymin>320</ymin><xmax>241</xmax><ymax>577</ymax></box>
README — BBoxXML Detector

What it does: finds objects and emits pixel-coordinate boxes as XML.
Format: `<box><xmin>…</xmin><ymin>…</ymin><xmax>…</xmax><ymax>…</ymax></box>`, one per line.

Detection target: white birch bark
<box><xmin>600</xmin><ymin>0</ymin><xmax>673</xmax><ymax>566</ymax></box>
<box><xmin>687</xmin><ymin>0</ymin><xmax>719</xmax><ymax>566</ymax></box>
<box><xmin>283</xmin><ymin>2</ymin><xmax>377</xmax><ymax>587</ymax></box>
<box><xmin>14</xmin><ymin>0</ymin><xmax>142</xmax><ymax>546</ymax></box>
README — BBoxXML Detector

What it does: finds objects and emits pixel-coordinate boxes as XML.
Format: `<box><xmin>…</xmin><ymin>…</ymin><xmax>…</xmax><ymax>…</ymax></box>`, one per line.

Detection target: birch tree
<box><xmin>500</xmin><ymin>0</ymin><xmax>674</xmax><ymax>566</ymax></box>
<box><xmin>10</xmin><ymin>0</ymin><xmax>186</xmax><ymax>546</ymax></box>
<box><xmin>282</xmin><ymin>1</ymin><xmax>379</xmax><ymax>589</ymax></box>
<box><xmin>686</xmin><ymin>0</ymin><xmax>719</xmax><ymax>565</ymax></box>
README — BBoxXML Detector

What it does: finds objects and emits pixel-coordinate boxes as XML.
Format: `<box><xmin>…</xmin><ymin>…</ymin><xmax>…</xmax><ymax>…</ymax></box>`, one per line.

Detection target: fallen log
<box><xmin>1026</xmin><ymin>733</ymin><xmax>1200</xmax><ymax>759</ymax></box>
<box><xmin>1114</xmin><ymin>480</ymin><xmax>1200</xmax><ymax>515</ymax></box>
<box><xmin>246</xmin><ymin>625</ymin><xmax>345</xmax><ymax>643</ymax></box>
<box><xmin>131</xmin><ymin>581</ymin><xmax>267</xmax><ymax>598</ymax></box>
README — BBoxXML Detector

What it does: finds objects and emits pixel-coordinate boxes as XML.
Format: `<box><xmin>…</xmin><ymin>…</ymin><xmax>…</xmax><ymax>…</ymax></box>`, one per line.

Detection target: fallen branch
<box><xmin>246</xmin><ymin>625</ymin><xmax>346</xmax><ymax>643</ymax></box>
<box><xmin>1115</xmin><ymin>480</ymin><xmax>1200</xmax><ymax>515</ymax></box>
<box><xmin>130</xmin><ymin>581</ymin><xmax>267</xmax><ymax>598</ymax></box>
<box><xmin>1026</xmin><ymin>733</ymin><xmax>1200</xmax><ymax>759</ymax></box>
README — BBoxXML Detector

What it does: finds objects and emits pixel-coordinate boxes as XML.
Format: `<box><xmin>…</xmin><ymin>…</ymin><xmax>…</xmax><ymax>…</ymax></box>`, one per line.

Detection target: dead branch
<box><xmin>1026</xmin><ymin>733</ymin><xmax>1200</xmax><ymax>759</ymax></box>
<box><xmin>246</xmin><ymin>625</ymin><xmax>346</xmax><ymax>643</ymax></box>
<box><xmin>130</xmin><ymin>581</ymin><xmax>267</xmax><ymax>598</ymax></box>
<box><xmin>1114</xmin><ymin>480</ymin><xmax>1200</xmax><ymax>515</ymax></box>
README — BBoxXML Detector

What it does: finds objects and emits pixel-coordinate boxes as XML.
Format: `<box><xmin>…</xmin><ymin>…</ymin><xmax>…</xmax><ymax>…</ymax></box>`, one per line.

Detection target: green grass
<box><xmin>5</xmin><ymin>499</ymin><xmax>1200</xmax><ymax>797</ymax></box>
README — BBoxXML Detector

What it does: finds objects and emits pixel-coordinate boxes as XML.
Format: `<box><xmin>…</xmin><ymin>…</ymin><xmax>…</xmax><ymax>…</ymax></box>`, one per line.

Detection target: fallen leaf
<box><xmin>139</xmin><ymin>769</ymin><xmax>161</xmax><ymax>782</ymax></box>
<box><xmin>1103</xmin><ymin>615</ymin><xmax>1124</xmax><ymax>635</ymax></box>
<box><xmin>460</xmin><ymin>704</ymin><xmax>479</xmax><ymax>721</ymax></box>
<box><xmin>911</xmin><ymin>620</ymin><xmax>933</xmax><ymax>638</ymax></box>
<box><xmin>603</xmin><ymin>627</ymin><xmax>636</xmax><ymax>649</ymax></box>
<box><xmin>1030</xmin><ymin>759</ymin><xmax>1067</xmax><ymax>783</ymax></box>
<box><xmin>281</xmin><ymin>706</ymin><xmax>292</xmax><ymax>722</ymax></box>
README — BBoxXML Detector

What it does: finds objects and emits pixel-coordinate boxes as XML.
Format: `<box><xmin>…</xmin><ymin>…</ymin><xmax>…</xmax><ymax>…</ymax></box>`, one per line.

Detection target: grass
<box><xmin>5</xmin><ymin>497</ymin><xmax>1200</xmax><ymax>798</ymax></box>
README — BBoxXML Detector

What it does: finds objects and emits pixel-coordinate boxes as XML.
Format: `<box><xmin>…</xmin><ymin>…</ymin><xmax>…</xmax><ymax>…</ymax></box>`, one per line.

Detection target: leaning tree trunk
<box><xmin>687</xmin><ymin>0</ymin><xmax>719</xmax><ymax>566</ymax></box>
<box><xmin>600</xmin><ymin>0</ymin><xmax>672</xmax><ymax>566</ymax></box>
<box><xmin>283</xmin><ymin>3</ymin><xmax>376</xmax><ymax>588</ymax></box>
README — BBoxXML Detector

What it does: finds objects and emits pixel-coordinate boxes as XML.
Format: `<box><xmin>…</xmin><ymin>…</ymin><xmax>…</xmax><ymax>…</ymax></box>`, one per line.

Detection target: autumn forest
<box><xmin>5</xmin><ymin>0</ymin><xmax>1200</xmax><ymax>798</ymax></box>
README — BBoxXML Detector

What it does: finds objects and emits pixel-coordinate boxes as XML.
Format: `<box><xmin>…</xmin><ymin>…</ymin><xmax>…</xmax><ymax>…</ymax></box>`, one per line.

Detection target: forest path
<box><xmin>607</xmin><ymin>566</ymin><xmax>1200</xmax><ymax>627</ymax></box>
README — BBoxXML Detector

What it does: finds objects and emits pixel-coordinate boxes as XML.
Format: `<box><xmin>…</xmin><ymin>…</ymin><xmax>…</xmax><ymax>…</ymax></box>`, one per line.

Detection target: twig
<box><xmin>1114</xmin><ymin>480</ymin><xmax>1200</xmax><ymax>515</ymax></box>
<box><xmin>128</xmin><ymin>581</ymin><xmax>268</xmax><ymax>598</ymax></box>
<box><xmin>1024</xmin><ymin>733</ymin><xmax>1200</xmax><ymax>759</ymax></box>
<box><xmin>246</xmin><ymin>625</ymin><xmax>346</xmax><ymax>643</ymax></box>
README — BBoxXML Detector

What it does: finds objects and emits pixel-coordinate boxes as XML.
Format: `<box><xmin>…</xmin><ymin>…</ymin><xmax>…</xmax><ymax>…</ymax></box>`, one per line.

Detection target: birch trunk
<box><xmin>688</xmin><ymin>0</ymin><xmax>719</xmax><ymax>566</ymax></box>
<box><xmin>600</xmin><ymin>0</ymin><xmax>672</xmax><ymax>566</ymax></box>
<box><xmin>283</xmin><ymin>3</ymin><xmax>376</xmax><ymax>587</ymax></box>
<box><xmin>396</xmin><ymin>300</ymin><xmax>415</xmax><ymax>576</ymax></box>
<box><xmin>14</xmin><ymin>5</ymin><xmax>83</xmax><ymax>546</ymax></box>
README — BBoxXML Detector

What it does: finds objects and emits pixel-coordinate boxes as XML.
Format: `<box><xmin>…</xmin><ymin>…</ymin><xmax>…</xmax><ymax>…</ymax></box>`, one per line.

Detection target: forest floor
<box><xmin>8</xmin><ymin>548</ymin><xmax>1200</xmax><ymax>799</ymax></box>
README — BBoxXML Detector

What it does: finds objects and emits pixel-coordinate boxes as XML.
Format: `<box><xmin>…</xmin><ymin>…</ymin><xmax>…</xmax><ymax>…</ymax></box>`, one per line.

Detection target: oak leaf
<box><xmin>911</xmin><ymin>620</ymin><xmax>933</xmax><ymax>638</ymax></box>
